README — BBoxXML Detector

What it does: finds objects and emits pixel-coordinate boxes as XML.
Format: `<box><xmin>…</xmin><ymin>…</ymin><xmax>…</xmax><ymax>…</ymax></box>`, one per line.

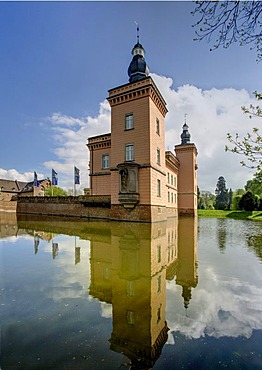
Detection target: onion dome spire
<box><xmin>181</xmin><ymin>114</ymin><xmax>191</xmax><ymax>144</ymax></box>
<box><xmin>128</xmin><ymin>23</ymin><xmax>149</xmax><ymax>83</ymax></box>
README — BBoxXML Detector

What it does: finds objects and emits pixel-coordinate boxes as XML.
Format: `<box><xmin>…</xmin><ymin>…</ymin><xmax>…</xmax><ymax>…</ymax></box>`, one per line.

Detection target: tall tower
<box><xmin>107</xmin><ymin>34</ymin><xmax>168</xmax><ymax>221</ymax></box>
<box><xmin>175</xmin><ymin>121</ymin><xmax>198</xmax><ymax>216</ymax></box>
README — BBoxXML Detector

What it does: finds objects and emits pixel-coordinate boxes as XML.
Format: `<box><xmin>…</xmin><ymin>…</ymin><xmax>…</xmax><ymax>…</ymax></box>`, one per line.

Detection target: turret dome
<box><xmin>181</xmin><ymin>123</ymin><xmax>191</xmax><ymax>145</ymax></box>
<box><xmin>128</xmin><ymin>37</ymin><xmax>149</xmax><ymax>83</ymax></box>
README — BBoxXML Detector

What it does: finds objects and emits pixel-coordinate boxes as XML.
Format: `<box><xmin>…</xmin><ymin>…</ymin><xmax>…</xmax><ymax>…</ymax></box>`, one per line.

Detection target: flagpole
<box><xmin>74</xmin><ymin>166</ymin><xmax>76</xmax><ymax>196</ymax></box>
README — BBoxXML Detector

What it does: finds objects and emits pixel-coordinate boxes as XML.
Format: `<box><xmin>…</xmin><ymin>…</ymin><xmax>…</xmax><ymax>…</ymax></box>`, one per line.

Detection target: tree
<box><xmin>228</xmin><ymin>188</ymin><xmax>233</xmax><ymax>210</ymax></box>
<box><xmin>192</xmin><ymin>2</ymin><xmax>262</xmax><ymax>175</ymax></box>
<box><xmin>45</xmin><ymin>186</ymin><xmax>67</xmax><ymax>197</ymax></box>
<box><xmin>225</xmin><ymin>92</ymin><xmax>262</xmax><ymax>176</ymax></box>
<box><xmin>239</xmin><ymin>190</ymin><xmax>258</xmax><ymax>211</ymax></box>
<box><xmin>232</xmin><ymin>194</ymin><xmax>242</xmax><ymax>210</ymax></box>
<box><xmin>198</xmin><ymin>189</ymin><xmax>216</xmax><ymax>209</ymax></box>
<box><xmin>232</xmin><ymin>188</ymin><xmax>245</xmax><ymax>210</ymax></box>
<box><xmin>245</xmin><ymin>175</ymin><xmax>262</xmax><ymax>197</ymax></box>
<box><xmin>215</xmin><ymin>176</ymin><xmax>230</xmax><ymax>210</ymax></box>
<box><xmin>192</xmin><ymin>1</ymin><xmax>262</xmax><ymax>62</ymax></box>
<box><xmin>234</xmin><ymin>188</ymin><xmax>245</xmax><ymax>196</ymax></box>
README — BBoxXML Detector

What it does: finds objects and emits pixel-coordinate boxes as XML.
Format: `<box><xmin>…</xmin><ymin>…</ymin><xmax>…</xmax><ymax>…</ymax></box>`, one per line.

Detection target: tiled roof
<box><xmin>0</xmin><ymin>178</ymin><xmax>49</xmax><ymax>193</ymax></box>
<box><xmin>0</xmin><ymin>179</ymin><xmax>27</xmax><ymax>192</ymax></box>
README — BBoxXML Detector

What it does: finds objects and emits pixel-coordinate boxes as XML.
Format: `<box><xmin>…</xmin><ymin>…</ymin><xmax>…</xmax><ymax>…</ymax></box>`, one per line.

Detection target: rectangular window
<box><xmin>103</xmin><ymin>267</ymin><xmax>110</xmax><ymax>280</ymax></box>
<box><xmin>157</xmin><ymin>148</ymin><xmax>161</xmax><ymax>165</ymax></box>
<box><xmin>171</xmin><ymin>175</ymin><xmax>173</xmax><ymax>186</ymax></box>
<box><xmin>127</xmin><ymin>281</ymin><xmax>135</xmax><ymax>297</ymax></box>
<box><xmin>157</xmin><ymin>179</ymin><xmax>161</xmax><ymax>197</ymax></box>
<box><xmin>157</xmin><ymin>275</ymin><xmax>161</xmax><ymax>293</ymax></box>
<box><xmin>125</xmin><ymin>113</ymin><xmax>134</xmax><ymax>130</ymax></box>
<box><xmin>127</xmin><ymin>310</ymin><xmax>135</xmax><ymax>325</ymax></box>
<box><xmin>168</xmin><ymin>191</ymin><xmax>170</xmax><ymax>203</ymax></box>
<box><xmin>125</xmin><ymin>144</ymin><xmax>134</xmax><ymax>161</ymax></box>
<box><xmin>156</xmin><ymin>118</ymin><xmax>160</xmax><ymax>135</ymax></box>
<box><xmin>167</xmin><ymin>172</ymin><xmax>170</xmax><ymax>184</ymax></box>
<box><xmin>102</xmin><ymin>154</ymin><xmax>109</xmax><ymax>169</ymax></box>
<box><xmin>157</xmin><ymin>305</ymin><xmax>161</xmax><ymax>323</ymax></box>
<box><xmin>157</xmin><ymin>244</ymin><xmax>161</xmax><ymax>263</ymax></box>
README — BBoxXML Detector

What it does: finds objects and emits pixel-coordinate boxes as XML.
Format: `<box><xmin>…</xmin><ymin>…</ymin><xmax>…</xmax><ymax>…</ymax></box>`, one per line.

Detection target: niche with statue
<box><xmin>117</xmin><ymin>163</ymin><xmax>139</xmax><ymax>209</ymax></box>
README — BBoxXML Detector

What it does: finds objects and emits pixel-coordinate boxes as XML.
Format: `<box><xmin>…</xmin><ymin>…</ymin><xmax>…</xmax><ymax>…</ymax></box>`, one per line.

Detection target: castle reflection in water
<box><xmin>0</xmin><ymin>212</ymin><xmax>198</xmax><ymax>369</ymax></box>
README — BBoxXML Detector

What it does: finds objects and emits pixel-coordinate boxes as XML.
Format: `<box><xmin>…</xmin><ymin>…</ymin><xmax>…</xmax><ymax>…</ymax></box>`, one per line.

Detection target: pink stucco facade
<box><xmin>87</xmin><ymin>34</ymin><xmax>197</xmax><ymax>222</ymax></box>
<box><xmin>87</xmin><ymin>75</ymin><xmax>198</xmax><ymax>222</ymax></box>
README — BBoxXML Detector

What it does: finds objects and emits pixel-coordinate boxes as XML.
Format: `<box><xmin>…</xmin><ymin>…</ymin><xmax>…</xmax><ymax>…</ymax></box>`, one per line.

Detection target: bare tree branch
<box><xmin>192</xmin><ymin>1</ymin><xmax>262</xmax><ymax>62</ymax></box>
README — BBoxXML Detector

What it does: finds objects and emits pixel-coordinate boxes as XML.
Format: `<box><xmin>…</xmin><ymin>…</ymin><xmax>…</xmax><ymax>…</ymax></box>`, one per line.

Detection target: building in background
<box><xmin>0</xmin><ymin>178</ymin><xmax>51</xmax><ymax>201</ymax></box>
<box><xmin>87</xmin><ymin>37</ymin><xmax>197</xmax><ymax>222</ymax></box>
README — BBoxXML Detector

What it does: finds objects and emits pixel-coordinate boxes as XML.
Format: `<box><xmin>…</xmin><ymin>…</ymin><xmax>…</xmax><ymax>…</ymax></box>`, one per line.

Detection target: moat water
<box><xmin>1</xmin><ymin>213</ymin><xmax>262</xmax><ymax>370</ymax></box>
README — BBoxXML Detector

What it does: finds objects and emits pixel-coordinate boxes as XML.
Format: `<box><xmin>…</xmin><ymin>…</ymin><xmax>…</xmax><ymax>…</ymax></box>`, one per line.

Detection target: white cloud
<box><xmin>48</xmin><ymin>112</ymin><xmax>85</xmax><ymax>127</ymax></box>
<box><xmin>166</xmin><ymin>266</ymin><xmax>262</xmax><ymax>340</ymax></box>
<box><xmin>43</xmin><ymin>100</ymin><xmax>111</xmax><ymax>189</ymax></box>
<box><xmin>100</xmin><ymin>302</ymin><xmax>112</xmax><ymax>318</ymax></box>
<box><xmin>0</xmin><ymin>168</ymin><xmax>44</xmax><ymax>183</ymax></box>
<box><xmin>152</xmin><ymin>74</ymin><xmax>258</xmax><ymax>192</ymax></box>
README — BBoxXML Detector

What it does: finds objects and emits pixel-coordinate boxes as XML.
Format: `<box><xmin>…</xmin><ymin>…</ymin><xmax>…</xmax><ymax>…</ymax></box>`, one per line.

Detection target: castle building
<box><xmin>0</xmin><ymin>178</ymin><xmax>51</xmax><ymax>201</ymax></box>
<box><xmin>87</xmin><ymin>35</ymin><xmax>198</xmax><ymax>222</ymax></box>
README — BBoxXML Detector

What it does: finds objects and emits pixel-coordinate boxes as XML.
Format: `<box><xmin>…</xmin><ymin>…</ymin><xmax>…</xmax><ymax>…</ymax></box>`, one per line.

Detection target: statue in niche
<box><xmin>120</xmin><ymin>168</ymin><xmax>128</xmax><ymax>192</ymax></box>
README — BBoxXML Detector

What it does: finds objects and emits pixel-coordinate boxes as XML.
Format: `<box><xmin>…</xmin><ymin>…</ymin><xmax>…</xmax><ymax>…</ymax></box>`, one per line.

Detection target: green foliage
<box><xmin>225</xmin><ymin>92</ymin><xmax>262</xmax><ymax>177</ymax></box>
<box><xmin>234</xmin><ymin>188</ymin><xmax>245</xmax><ymax>196</ymax></box>
<box><xmin>198</xmin><ymin>190</ymin><xmax>215</xmax><ymax>209</ymax></box>
<box><xmin>239</xmin><ymin>191</ymin><xmax>258</xmax><ymax>211</ymax></box>
<box><xmin>45</xmin><ymin>186</ymin><xmax>68</xmax><ymax>197</ymax></box>
<box><xmin>232</xmin><ymin>194</ymin><xmax>242</xmax><ymax>211</ymax></box>
<box><xmin>198</xmin><ymin>209</ymin><xmax>262</xmax><ymax>221</ymax></box>
<box><xmin>198</xmin><ymin>209</ymin><xmax>230</xmax><ymax>218</ymax></box>
<box><xmin>215</xmin><ymin>176</ymin><xmax>230</xmax><ymax>210</ymax></box>
<box><xmin>192</xmin><ymin>1</ymin><xmax>262</xmax><ymax>62</ymax></box>
<box><xmin>245</xmin><ymin>175</ymin><xmax>262</xmax><ymax>197</ymax></box>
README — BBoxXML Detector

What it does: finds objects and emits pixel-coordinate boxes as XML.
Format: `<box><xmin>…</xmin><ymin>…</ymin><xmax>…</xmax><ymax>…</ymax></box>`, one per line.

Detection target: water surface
<box><xmin>1</xmin><ymin>213</ymin><xmax>262</xmax><ymax>369</ymax></box>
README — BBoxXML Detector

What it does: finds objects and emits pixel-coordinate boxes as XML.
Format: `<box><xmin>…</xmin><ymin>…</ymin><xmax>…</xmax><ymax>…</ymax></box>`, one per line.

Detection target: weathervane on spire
<box><xmin>134</xmin><ymin>21</ymin><xmax>139</xmax><ymax>43</ymax></box>
<box><xmin>184</xmin><ymin>113</ymin><xmax>188</xmax><ymax>124</ymax></box>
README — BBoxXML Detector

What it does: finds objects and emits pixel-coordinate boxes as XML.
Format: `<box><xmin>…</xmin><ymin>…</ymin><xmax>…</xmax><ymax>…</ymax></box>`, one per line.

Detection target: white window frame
<box><xmin>127</xmin><ymin>281</ymin><xmax>135</xmax><ymax>297</ymax></box>
<box><xmin>125</xmin><ymin>113</ymin><xmax>134</xmax><ymax>130</ymax></box>
<box><xmin>102</xmin><ymin>154</ymin><xmax>109</xmax><ymax>169</ymax></box>
<box><xmin>125</xmin><ymin>143</ymin><xmax>134</xmax><ymax>161</ymax></box>
<box><xmin>127</xmin><ymin>310</ymin><xmax>135</xmax><ymax>325</ymax></box>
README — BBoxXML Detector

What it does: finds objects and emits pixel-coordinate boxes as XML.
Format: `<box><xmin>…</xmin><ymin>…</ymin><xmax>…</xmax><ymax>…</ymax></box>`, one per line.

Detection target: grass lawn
<box><xmin>198</xmin><ymin>209</ymin><xmax>262</xmax><ymax>221</ymax></box>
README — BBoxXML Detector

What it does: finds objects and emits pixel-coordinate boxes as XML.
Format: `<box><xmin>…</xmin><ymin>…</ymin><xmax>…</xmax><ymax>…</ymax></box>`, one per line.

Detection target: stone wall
<box><xmin>0</xmin><ymin>200</ymin><xmax>17</xmax><ymax>212</ymax></box>
<box><xmin>16</xmin><ymin>195</ymin><xmax>181</xmax><ymax>223</ymax></box>
<box><xmin>17</xmin><ymin>195</ymin><xmax>111</xmax><ymax>220</ymax></box>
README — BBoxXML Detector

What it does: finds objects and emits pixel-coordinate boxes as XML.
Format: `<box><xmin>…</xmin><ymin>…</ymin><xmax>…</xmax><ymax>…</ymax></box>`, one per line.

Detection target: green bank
<box><xmin>198</xmin><ymin>209</ymin><xmax>262</xmax><ymax>221</ymax></box>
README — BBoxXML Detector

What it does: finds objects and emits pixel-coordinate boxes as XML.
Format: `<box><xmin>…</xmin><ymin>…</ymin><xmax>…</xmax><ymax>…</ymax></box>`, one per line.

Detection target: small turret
<box><xmin>128</xmin><ymin>24</ymin><xmax>149</xmax><ymax>83</ymax></box>
<box><xmin>180</xmin><ymin>123</ymin><xmax>191</xmax><ymax>145</ymax></box>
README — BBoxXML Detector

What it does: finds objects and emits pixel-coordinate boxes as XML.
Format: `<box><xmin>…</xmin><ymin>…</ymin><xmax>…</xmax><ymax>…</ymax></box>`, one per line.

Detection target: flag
<box><xmin>52</xmin><ymin>169</ymin><xmax>58</xmax><ymax>186</ymax></box>
<box><xmin>74</xmin><ymin>166</ymin><xmax>80</xmax><ymax>184</ymax></box>
<box><xmin>34</xmin><ymin>171</ymin><xmax>39</xmax><ymax>187</ymax></box>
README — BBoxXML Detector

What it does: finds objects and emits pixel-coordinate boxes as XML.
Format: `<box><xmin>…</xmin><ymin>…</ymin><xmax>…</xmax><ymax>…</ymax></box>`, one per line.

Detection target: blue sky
<box><xmin>0</xmin><ymin>1</ymin><xmax>261</xmax><ymax>192</ymax></box>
